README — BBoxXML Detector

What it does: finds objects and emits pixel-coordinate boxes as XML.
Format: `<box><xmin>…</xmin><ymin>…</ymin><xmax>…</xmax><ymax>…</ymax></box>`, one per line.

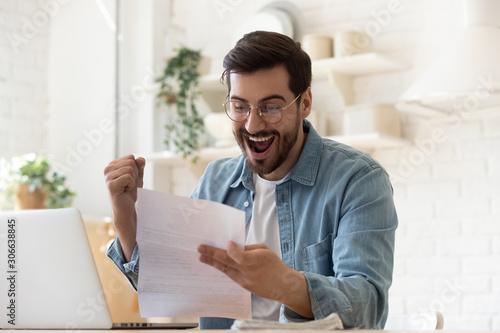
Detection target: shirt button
<box><xmin>244</xmin><ymin>201</ymin><xmax>249</xmax><ymax>207</ymax></box>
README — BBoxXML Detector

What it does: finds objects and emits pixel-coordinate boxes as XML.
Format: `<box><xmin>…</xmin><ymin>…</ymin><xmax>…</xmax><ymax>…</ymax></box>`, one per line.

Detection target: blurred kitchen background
<box><xmin>1</xmin><ymin>0</ymin><xmax>499</xmax><ymax>329</ymax></box>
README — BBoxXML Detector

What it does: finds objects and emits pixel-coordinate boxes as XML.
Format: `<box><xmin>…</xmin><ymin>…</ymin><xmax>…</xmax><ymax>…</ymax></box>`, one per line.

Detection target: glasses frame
<box><xmin>223</xmin><ymin>94</ymin><xmax>302</xmax><ymax>124</ymax></box>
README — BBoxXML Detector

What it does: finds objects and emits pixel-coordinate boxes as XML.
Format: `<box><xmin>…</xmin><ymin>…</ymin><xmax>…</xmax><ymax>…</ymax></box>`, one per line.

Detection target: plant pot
<box><xmin>15</xmin><ymin>184</ymin><xmax>47</xmax><ymax>209</ymax></box>
<box><xmin>159</xmin><ymin>91</ymin><xmax>176</xmax><ymax>104</ymax></box>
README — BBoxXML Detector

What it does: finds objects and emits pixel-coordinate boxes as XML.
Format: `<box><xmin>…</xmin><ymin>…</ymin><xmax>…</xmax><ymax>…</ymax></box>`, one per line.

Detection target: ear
<box><xmin>300</xmin><ymin>87</ymin><xmax>312</xmax><ymax>119</ymax></box>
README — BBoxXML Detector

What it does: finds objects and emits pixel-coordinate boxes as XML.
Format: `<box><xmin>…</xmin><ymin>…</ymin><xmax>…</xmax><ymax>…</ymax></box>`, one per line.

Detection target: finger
<box><xmin>104</xmin><ymin>155</ymin><xmax>137</xmax><ymax>176</ymax></box>
<box><xmin>199</xmin><ymin>253</ymin><xmax>238</xmax><ymax>278</ymax></box>
<box><xmin>106</xmin><ymin>158</ymin><xmax>142</xmax><ymax>186</ymax></box>
<box><xmin>109</xmin><ymin>154</ymin><xmax>136</xmax><ymax>167</ymax></box>
<box><xmin>136</xmin><ymin>156</ymin><xmax>146</xmax><ymax>169</ymax></box>
<box><xmin>107</xmin><ymin>172</ymin><xmax>136</xmax><ymax>195</ymax></box>
<box><xmin>198</xmin><ymin>244</ymin><xmax>238</xmax><ymax>268</ymax></box>
<box><xmin>197</xmin><ymin>245</ymin><xmax>220</xmax><ymax>268</ymax></box>
<box><xmin>227</xmin><ymin>241</ymin><xmax>245</xmax><ymax>264</ymax></box>
<box><xmin>135</xmin><ymin>157</ymin><xmax>146</xmax><ymax>188</ymax></box>
<box><xmin>198</xmin><ymin>249</ymin><xmax>240</xmax><ymax>280</ymax></box>
<box><xmin>114</xmin><ymin>157</ymin><xmax>140</xmax><ymax>173</ymax></box>
<box><xmin>104</xmin><ymin>166</ymin><xmax>136</xmax><ymax>189</ymax></box>
<box><xmin>231</xmin><ymin>243</ymin><xmax>271</xmax><ymax>266</ymax></box>
<box><xmin>105</xmin><ymin>157</ymin><xmax>141</xmax><ymax>192</ymax></box>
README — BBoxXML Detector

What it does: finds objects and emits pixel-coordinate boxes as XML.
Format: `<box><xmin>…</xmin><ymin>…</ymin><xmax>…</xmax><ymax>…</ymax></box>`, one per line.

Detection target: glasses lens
<box><xmin>259</xmin><ymin>103</ymin><xmax>282</xmax><ymax>123</ymax></box>
<box><xmin>225</xmin><ymin>101</ymin><xmax>250</xmax><ymax>121</ymax></box>
<box><xmin>224</xmin><ymin>101</ymin><xmax>285</xmax><ymax>123</ymax></box>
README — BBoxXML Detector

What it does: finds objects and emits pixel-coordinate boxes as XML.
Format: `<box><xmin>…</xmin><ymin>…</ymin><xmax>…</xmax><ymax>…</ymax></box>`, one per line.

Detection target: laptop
<box><xmin>0</xmin><ymin>207</ymin><xmax>198</xmax><ymax>330</ymax></box>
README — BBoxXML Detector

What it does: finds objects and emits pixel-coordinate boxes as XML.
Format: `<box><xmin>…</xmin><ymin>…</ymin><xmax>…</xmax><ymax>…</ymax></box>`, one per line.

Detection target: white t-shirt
<box><xmin>245</xmin><ymin>174</ymin><xmax>282</xmax><ymax>321</ymax></box>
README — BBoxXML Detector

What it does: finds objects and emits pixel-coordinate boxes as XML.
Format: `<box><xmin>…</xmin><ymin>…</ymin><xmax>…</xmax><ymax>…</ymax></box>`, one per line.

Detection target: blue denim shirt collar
<box><xmin>230</xmin><ymin>119</ymin><xmax>320</xmax><ymax>190</ymax></box>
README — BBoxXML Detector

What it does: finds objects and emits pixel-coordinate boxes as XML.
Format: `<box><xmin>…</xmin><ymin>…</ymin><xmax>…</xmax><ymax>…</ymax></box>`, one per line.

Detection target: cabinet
<box><xmin>312</xmin><ymin>52</ymin><xmax>407</xmax><ymax>105</ymax></box>
<box><xmin>314</xmin><ymin>52</ymin><xmax>410</xmax><ymax>151</ymax></box>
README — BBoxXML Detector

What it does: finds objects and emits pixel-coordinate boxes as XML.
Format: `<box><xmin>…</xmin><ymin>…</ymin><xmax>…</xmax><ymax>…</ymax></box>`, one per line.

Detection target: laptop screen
<box><xmin>0</xmin><ymin>208</ymin><xmax>113</xmax><ymax>329</ymax></box>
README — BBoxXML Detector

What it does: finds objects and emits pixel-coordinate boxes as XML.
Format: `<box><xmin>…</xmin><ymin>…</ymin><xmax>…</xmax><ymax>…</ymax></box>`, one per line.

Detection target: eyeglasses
<box><xmin>223</xmin><ymin>94</ymin><xmax>301</xmax><ymax>124</ymax></box>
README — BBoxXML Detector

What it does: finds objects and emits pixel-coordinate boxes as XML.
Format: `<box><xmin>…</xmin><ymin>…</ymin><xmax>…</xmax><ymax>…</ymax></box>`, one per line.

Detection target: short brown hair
<box><xmin>221</xmin><ymin>31</ymin><xmax>312</xmax><ymax>97</ymax></box>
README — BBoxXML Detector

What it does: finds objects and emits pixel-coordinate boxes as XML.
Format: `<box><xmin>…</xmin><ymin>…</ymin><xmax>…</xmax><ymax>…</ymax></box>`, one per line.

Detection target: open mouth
<box><xmin>246</xmin><ymin>135</ymin><xmax>274</xmax><ymax>154</ymax></box>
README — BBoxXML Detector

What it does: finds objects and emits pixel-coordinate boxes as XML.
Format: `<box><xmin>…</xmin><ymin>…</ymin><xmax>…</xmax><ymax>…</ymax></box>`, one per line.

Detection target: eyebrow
<box><xmin>229</xmin><ymin>94</ymin><xmax>286</xmax><ymax>104</ymax></box>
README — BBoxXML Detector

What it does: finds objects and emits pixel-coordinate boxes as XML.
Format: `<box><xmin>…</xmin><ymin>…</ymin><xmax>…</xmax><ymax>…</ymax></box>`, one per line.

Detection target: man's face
<box><xmin>228</xmin><ymin>65</ymin><xmax>311</xmax><ymax>181</ymax></box>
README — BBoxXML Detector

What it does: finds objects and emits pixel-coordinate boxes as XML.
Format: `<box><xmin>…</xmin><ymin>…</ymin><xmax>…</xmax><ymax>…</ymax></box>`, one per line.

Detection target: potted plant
<box><xmin>8</xmin><ymin>154</ymin><xmax>76</xmax><ymax>209</ymax></box>
<box><xmin>155</xmin><ymin>47</ymin><xmax>207</xmax><ymax>159</ymax></box>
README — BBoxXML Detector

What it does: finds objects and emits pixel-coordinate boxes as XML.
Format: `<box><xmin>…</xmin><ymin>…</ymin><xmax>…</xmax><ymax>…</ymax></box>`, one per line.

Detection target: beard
<box><xmin>235</xmin><ymin>116</ymin><xmax>302</xmax><ymax>177</ymax></box>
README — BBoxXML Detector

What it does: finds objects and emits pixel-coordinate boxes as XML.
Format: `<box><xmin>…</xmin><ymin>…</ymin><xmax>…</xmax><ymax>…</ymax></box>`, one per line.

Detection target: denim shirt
<box><xmin>107</xmin><ymin>119</ymin><xmax>397</xmax><ymax>329</ymax></box>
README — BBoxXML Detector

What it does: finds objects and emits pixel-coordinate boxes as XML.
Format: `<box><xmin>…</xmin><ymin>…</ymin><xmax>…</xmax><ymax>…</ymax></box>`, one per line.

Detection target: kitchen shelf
<box><xmin>198</xmin><ymin>53</ymin><xmax>408</xmax><ymax>104</ymax></box>
<box><xmin>144</xmin><ymin>145</ymin><xmax>241</xmax><ymax>194</ymax></box>
<box><xmin>326</xmin><ymin>133</ymin><xmax>409</xmax><ymax>151</ymax></box>
<box><xmin>146</xmin><ymin>145</ymin><xmax>241</xmax><ymax>166</ymax></box>
<box><xmin>312</xmin><ymin>52</ymin><xmax>408</xmax><ymax>79</ymax></box>
<box><xmin>200</xmin><ymin>53</ymin><xmax>407</xmax><ymax>86</ymax></box>
<box><xmin>313</xmin><ymin>53</ymin><xmax>408</xmax><ymax>106</ymax></box>
<box><xmin>145</xmin><ymin>133</ymin><xmax>409</xmax><ymax>193</ymax></box>
<box><xmin>148</xmin><ymin>132</ymin><xmax>408</xmax><ymax>166</ymax></box>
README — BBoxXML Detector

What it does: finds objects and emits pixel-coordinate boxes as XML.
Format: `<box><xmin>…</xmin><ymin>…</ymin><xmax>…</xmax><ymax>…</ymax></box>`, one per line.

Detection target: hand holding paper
<box><xmin>197</xmin><ymin>240</ymin><xmax>312</xmax><ymax>319</ymax></box>
<box><xmin>136</xmin><ymin>188</ymin><xmax>251</xmax><ymax>319</ymax></box>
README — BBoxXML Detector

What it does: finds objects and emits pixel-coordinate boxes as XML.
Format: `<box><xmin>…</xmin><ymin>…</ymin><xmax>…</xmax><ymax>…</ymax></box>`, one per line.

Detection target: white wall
<box><xmin>47</xmin><ymin>0</ymin><xmax>116</xmax><ymax>216</ymax></box>
<box><xmin>374</xmin><ymin>113</ymin><xmax>500</xmax><ymax>330</ymax></box>
<box><xmin>117</xmin><ymin>0</ymin><xmax>156</xmax><ymax>157</ymax></box>
<box><xmin>0</xmin><ymin>0</ymin><xmax>50</xmax><ymax>159</ymax></box>
<box><xmin>167</xmin><ymin>0</ymin><xmax>500</xmax><ymax>329</ymax></box>
<box><xmin>0</xmin><ymin>0</ymin><xmax>53</xmax><ymax>210</ymax></box>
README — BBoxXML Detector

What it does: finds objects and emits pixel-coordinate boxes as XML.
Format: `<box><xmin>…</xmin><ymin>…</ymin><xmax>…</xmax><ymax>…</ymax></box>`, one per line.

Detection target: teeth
<box><xmin>249</xmin><ymin>136</ymin><xmax>272</xmax><ymax>142</ymax></box>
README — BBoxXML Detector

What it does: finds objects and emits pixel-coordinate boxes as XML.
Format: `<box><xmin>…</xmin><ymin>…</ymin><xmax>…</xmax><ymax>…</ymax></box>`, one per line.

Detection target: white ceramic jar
<box><xmin>334</xmin><ymin>30</ymin><xmax>372</xmax><ymax>57</ymax></box>
<box><xmin>301</xmin><ymin>34</ymin><xmax>334</xmax><ymax>60</ymax></box>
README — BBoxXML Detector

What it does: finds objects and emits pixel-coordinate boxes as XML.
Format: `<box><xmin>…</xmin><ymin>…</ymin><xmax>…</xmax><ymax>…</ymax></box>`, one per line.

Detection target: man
<box><xmin>104</xmin><ymin>31</ymin><xmax>397</xmax><ymax>329</ymax></box>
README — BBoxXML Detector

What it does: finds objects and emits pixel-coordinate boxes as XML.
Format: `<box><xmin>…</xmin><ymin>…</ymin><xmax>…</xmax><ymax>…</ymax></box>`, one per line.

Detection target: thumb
<box><xmin>227</xmin><ymin>241</ymin><xmax>245</xmax><ymax>264</ymax></box>
<box><xmin>136</xmin><ymin>157</ymin><xmax>146</xmax><ymax>188</ymax></box>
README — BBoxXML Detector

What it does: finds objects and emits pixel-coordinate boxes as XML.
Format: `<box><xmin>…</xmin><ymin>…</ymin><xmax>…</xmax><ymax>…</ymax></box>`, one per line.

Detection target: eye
<box><xmin>231</xmin><ymin>102</ymin><xmax>250</xmax><ymax>113</ymax></box>
<box><xmin>261</xmin><ymin>103</ymin><xmax>282</xmax><ymax>115</ymax></box>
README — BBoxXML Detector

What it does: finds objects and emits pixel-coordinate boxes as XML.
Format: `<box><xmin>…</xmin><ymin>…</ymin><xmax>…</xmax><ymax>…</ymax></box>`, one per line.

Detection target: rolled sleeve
<box><xmin>106</xmin><ymin>236</ymin><xmax>140</xmax><ymax>290</ymax></box>
<box><xmin>281</xmin><ymin>272</ymin><xmax>352</xmax><ymax>323</ymax></box>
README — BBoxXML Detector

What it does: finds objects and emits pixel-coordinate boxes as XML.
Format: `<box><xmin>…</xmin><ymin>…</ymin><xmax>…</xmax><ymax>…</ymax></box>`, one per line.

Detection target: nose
<box><xmin>245</xmin><ymin>107</ymin><xmax>266</xmax><ymax>134</ymax></box>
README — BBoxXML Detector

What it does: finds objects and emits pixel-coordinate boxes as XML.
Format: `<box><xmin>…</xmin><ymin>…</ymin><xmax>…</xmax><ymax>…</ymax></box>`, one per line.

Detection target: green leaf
<box><xmin>155</xmin><ymin>47</ymin><xmax>206</xmax><ymax>158</ymax></box>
